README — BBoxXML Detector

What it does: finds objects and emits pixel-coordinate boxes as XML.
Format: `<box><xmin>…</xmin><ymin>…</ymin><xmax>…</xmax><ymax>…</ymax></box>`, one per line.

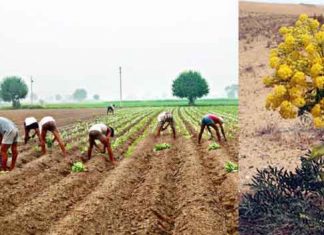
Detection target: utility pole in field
<box><xmin>119</xmin><ymin>66</ymin><xmax>122</xmax><ymax>108</ymax></box>
<box><xmin>30</xmin><ymin>76</ymin><xmax>34</xmax><ymax>105</ymax></box>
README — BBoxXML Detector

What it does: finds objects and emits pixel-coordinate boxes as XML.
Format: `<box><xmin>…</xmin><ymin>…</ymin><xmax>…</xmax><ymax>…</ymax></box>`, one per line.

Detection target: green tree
<box><xmin>0</xmin><ymin>76</ymin><xmax>28</xmax><ymax>108</ymax></box>
<box><xmin>93</xmin><ymin>94</ymin><xmax>100</xmax><ymax>100</ymax></box>
<box><xmin>172</xmin><ymin>70</ymin><xmax>209</xmax><ymax>105</ymax></box>
<box><xmin>73</xmin><ymin>89</ymin><xmax>87</xmax><ymax>101</ymax></box>
<box><xmin>225</xmin><ymin>84</ymin><xmax>238</xmax><ymax>99</ymax></box>
<box><xmin>55</xmin><ymin>94</ymin><xmax>62</xmax><ymax>101</ymax></box>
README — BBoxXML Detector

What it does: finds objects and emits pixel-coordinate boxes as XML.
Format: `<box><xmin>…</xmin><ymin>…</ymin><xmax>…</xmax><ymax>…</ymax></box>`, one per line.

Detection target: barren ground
<box><xmin>239</xmin><ymin>1</ymin><xmax>324</xmax><ymax>192</ymax></box>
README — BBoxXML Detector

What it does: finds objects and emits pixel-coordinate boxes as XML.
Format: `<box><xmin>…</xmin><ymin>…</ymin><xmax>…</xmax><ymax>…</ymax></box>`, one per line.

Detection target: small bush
<box><xmin>239</xmin><ymin>154</ymin><xmax>324</xmax><ymax>234</ymax></box>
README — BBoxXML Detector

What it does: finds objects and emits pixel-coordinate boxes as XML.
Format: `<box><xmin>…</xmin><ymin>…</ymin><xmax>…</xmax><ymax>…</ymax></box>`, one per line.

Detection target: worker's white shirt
<box><xmin>89</xmin><ymin>123</ymin><xmax>108</xmax><ymax>134</ymax></box>
<box><xmin>39</xmin><ymin>116</ymin><xmax>55</xmax><ymax>126</ymax></box>
<box><xmin>39</xmin><ymin>116</ymin><xmax>55</xmax><ymax>133</ymax></box>
<box><xmin>25</xmin><ymin>117</ymin><xmax>37</xmax><ymax>126</ymax></box>
<box><xmin>157</xmin><ymin>112</ymin><xmax>172</xmax><ymax>122</ymax></box>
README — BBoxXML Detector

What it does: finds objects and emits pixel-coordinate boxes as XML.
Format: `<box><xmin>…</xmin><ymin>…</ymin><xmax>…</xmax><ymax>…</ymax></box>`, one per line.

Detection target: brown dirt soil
<box><xmin>240</xmin><ymin>1</ymin><xmax>324</xmax><ymax>15</ymax></box>
<box><xmin>0</xmin><ymin>108</ymin><xmax>106</xmax><ymax>131</ymax></box>
<box><xmin>0</xmin><ymin>107</ymin><xmax>238</xmax><ymax>234</ymax></box>
<box><xmin>239</xmin><ymin>3</ymin><xmax>324</xmax><ymax>193</ymax></box>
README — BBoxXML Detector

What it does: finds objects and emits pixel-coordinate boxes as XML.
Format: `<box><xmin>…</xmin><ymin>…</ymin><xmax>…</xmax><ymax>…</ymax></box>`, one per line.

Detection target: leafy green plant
<box><xmin>71</xmin><ymin>162</ymin><xmax>85</xmax><ymax>172</ymax></box>
<box><xmin>225</xmin><ymin>161</ymin><xmax>238</xmax><ymax>173</ymax></box>
<box><xmin>239</xmin><ymin>155</ymin><xmax>324</xmax><ymax>235</ymax></box>
<box><xmin>65</xmin><ymin>143</ymin><xmax>73</xmax><ymax>151</ymax></box>
<box><xmin>34</xmin><ymin>146</ymin><xmax>41</xmax><ymax>153</ymax></box>
<box><xmin>154</xmin><ymin>143</ymin><xmax>171</xmax><ymax>151</ymax></box>
<box><xmin>208</xmin><ymin>142</ymin><xmax>220</xmax><ymax>151</ymax></box>
<box><xmin>46</xmin><ymin>137</ymin><xmax>54</xmax><ymax>148</ymax></box>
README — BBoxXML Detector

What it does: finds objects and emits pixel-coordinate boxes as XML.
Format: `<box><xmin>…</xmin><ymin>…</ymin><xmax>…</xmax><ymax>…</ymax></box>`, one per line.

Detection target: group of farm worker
<box><xmin>0</xmin><ymin>111</ymin><xmax>226</xmax><ymax>172</ymax></box>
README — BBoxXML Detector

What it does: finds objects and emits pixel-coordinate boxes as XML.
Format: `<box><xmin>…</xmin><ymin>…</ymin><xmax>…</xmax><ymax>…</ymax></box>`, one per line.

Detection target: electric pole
<box><xmin>30</xmin><ymin>76</ymin><xmax>34</xmax><ymax>105</ymax></box>
<box><xmin>119</xmin><ymin>66</ymin><xmax>122</xmax><ymax>108</ymax></box>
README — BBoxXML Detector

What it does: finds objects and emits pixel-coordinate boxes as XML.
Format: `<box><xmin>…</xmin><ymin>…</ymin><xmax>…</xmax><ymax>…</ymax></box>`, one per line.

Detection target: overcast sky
<box><xmin>0</xmin><ymin>0</ymin><xmax>237</xmax><ymax>101</ymax></box>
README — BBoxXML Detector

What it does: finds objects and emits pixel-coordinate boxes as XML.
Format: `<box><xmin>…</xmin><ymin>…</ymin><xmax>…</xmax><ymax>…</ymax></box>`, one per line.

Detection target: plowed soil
<box><xmin>0</xmin><ymin>107</ymin><xmax>238</xmax><ymax>234</ymax></box>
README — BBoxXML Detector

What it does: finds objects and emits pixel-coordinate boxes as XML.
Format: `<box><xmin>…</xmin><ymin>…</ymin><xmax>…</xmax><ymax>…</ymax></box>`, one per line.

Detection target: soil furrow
<box><xmin>178</xmin><ymin>108</ymin><xmax>238</xmax><ymax>234</ymax></box>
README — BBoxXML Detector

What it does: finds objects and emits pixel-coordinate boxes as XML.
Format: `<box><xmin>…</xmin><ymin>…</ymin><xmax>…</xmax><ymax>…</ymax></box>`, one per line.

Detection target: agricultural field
<box><xmin>239</xmin><ymin>1</ymin><xmax>324</xmax><ymax>192</ymax></box>
<box><xmin>0</xmin><ymin>106</ymin><xmax>238</xmax><ymax>234</ymax></box>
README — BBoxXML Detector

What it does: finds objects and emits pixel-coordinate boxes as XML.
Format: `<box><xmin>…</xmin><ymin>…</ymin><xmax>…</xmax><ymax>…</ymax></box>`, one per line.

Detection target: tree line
<box><xmin>0</xmin><ymin>72</ymin><xmax>237</xmax><ymax>108</ymax></box>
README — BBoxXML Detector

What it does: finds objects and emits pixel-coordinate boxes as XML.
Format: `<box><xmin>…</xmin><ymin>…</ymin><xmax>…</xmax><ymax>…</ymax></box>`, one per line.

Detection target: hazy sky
<box><xmin>0</xmin><ymin>0</ymin><xmax>238</xmax><ymax>101</ymax></box>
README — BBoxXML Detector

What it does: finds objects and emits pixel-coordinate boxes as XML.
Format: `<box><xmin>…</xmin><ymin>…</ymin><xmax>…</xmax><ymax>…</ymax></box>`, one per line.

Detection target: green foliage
<box><xmin>172</xmin><ymin>71</ymin><xmax>209</xmax><ymax>105</ymax></box>
<box><xmin>55</xmin><ymin>94</ymin><xmax>62</xmax><ymax>101</ymax></box>
<box><xmin>73</xmin><ymin>88</ymin><xmax>87</xmax><ymax>101</ymax></box>
<box><xmin>239</xmin><ymin>156</ymin><xmax>324</xmax><ymax>235</ymax></box>
<box><xmin>71</xmin><ymin>162</ymin><xmax>85</xmax><ymax>172</ymax></box>
<box><xmin>154</xmin><ymin>143</ymin><xmax>171</xmax><ymax>151</ymax></box>
<box><xmin>93</xmin><ymin>94</ymin><xmax>100</xmax><ymax>100</ymax></box>
<box><xmin>224</xmin><ymin>161</ymin><xmax>238</xmax><ymax>173</ymax></box>
<box><xmin>208</xmin><ymin>142</ymin><xmax>220</xmax><ymax>150</ymax></box>
<box><xmin>46</xmin><ymin>137</ymin><xmax>54</xmax><ymax>148</ymax></box>
<box><xmin>0</xmin><ymin>76</ymin><xmax>28</xmax><ymax>108</ymax></box>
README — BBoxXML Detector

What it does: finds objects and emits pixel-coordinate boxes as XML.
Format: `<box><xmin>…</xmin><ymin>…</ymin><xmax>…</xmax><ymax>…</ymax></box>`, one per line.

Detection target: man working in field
<box><xmin>156</xmin><ymin>111</ymin><xmax>176</xmax><ymax>139</ymax></box>
<box><xmin>198</xmin><ymin>114</ymin><xmax>227</xmax><ymax>144</ymax></box>
<box><xmin>0</xmin><ymin>117</ymin><xmax>19</xmax><ymax>171</ymax></box>
<box><xmin>86</xmin><ymin>123</ymin><xmax>115</xmax><ymax>164</ymax></box>
<box><xmin>107</xmin><ymin>104</ymin><xmax>115</xmax><ymax>115</ymax></box>
<box><xmin>39</xmin><ymin>116</ymin><xmax>67</xmax><ymax>157</ymax></box>
<box><xmin>24</xmin><ymin>117</ymin><xmax>41</xmax><ymax>144</ymax></box>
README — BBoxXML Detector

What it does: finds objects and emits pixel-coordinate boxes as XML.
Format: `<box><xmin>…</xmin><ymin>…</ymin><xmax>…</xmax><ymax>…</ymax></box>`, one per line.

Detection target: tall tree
<box><xmin>73</xmin><ymin>89</ymin><xmax>87</xmax><ymax>101</ymax></box>
<box><xmin>172</xmin><ymin>70</ymin><xmax>209</xmax><ymax>105</ymax></box>
<box><xmin>225</xmin><ymin>84</ymin><xmax>238</xmax><ymax>99</ymax></box>
<box><xmin>0</xmin><ymin>76</ymin><xmax>28</xmax><ymax>108</ymax></box>
<box><xmin>93</xmin><ymin>94</ymin><xmax>100</xmax><ymax>100</ymax></box>
<box><xmin>55</xmin><ymin>94</ymin><xmax>62</xmax><ymax>101</ymax></box>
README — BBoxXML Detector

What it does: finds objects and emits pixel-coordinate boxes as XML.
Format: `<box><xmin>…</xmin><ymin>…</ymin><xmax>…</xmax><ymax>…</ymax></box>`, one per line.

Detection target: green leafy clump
<box><xmin>71</xmin><ymin>162</ymin><xmax>85</xmax><ymax>173</ymax></box>
<box><xmin>65</xmin><ymin>143</ymin><xmax>73</xmax><ymax>151</ymax></box>
<box><xmin>46</xmin><ymin>137</ymin><xmax>54</xmax><ymax>148</ymax></box>
<box><xmin>34</xmin><ymin>146</ymin><xmax>41</xmax><ymax>153</ymax></box>
<box><xmin>208</xmin><ymin>142</ymin><xmax>220</xmax><ymax>151</ymax></box>
<box><xmin>239</xmin><ymin>155</ymin><xmax>324</xmax><ymax>235</ymax></box>
<box><xmin>154</xmin><ymin>143</ymin><xmax>171</xmax><ymax>151</ymax></box>
<box><xmin>225</xmin><ymin>161</ymin><xmax>238</xmax><ymax>173</ymax></box>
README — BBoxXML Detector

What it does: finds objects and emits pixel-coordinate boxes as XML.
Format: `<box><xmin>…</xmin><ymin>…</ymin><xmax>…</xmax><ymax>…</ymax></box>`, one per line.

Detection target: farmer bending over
<box><xmin>107</xmin><ymin>104</ymin><xmax>115</xmax><ymax>115</ymax></box>
<box><xmin>39</xmin><ymin>116</ymin><xmax>67</xmax><ymax>157</ymax></box>
<box><xmin>0</xmin><ymin>117</ymin><xmax>19</xmax><ymax>171</ymax></box>
<box><xmin>198</xmin><ymin>114</ymin><xmax>227</xmax><ymax>144</ymax></box>
<box><xmin>87</xmin><ymin>123</ymin><xmax>115</xmax><ymax>164</ymax></box>
<box><xmin>24</xmin><ymin>117</ymin><xmax>41</xmax><ymax>144</ymax></box>
<box><xmin>156</xmin><ymin>112</ymin><xmax>176</xmax><ymax>139</ymax></box>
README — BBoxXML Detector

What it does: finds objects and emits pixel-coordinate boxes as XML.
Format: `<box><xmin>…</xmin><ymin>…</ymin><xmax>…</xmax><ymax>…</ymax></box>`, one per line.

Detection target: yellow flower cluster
<box><xmin>263</xmin><ymin>14</ymin><xmax>324</xmax><ymax>127</ymax></box>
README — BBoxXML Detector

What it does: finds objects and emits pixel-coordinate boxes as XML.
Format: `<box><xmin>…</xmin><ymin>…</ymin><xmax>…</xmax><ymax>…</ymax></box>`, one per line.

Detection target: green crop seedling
<box><xmin>224</xmin><ymin>161</ymin><xmax>238</xmax><ymax>173</ymax></box>
<box><xmin>208</xmin><ymin>142</ymin><xmax>220</xmax><ymax>151</ymax></box>
<box><xmin>154</xmin><ymin>143</ymin><xmax>171</xmax><ymax>151</ymax></box>
<box><xmin>72</xmin><ymin>162</ymin><xmax>85</xmax><ymax>173</ymax></box>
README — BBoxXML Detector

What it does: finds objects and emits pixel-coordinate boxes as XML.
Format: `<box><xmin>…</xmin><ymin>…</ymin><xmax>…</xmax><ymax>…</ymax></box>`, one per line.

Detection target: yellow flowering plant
<box><xmin>263</xmin><ymin>14</ymin><xmax>324</xmax><ymax>127</ymax></box>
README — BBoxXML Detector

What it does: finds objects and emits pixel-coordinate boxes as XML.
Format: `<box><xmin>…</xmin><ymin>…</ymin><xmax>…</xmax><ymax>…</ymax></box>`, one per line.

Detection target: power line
<box><xmin>30</xmin><ymin>76</ymin><xmax>34</xmax><ymax>105</ymax></box>
<box><xmin>119</xmin><ymin>66</ymin><xmax>122</xmax><ymax>108</ymax></box>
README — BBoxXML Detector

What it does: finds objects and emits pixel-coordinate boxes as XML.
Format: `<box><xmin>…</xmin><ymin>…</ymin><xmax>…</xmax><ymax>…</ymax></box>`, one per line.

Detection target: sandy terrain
<box><xmin>239</xmin><ymin>2</ymin><xmax>324</xmax><ymax>192</ymax></box>
<box><xmin>240</xmin><ymin>1</ymin><xmax>324</xmax><ymax>15</ymax></box>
